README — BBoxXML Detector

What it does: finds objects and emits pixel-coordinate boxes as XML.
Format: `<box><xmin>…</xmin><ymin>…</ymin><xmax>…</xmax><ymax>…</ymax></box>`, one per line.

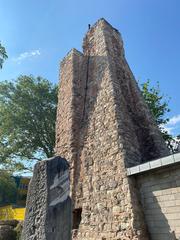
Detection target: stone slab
<box><xmin>22</xmin><ymin>156</ymin><xmax>72</xmax><ymax>240</ymax></box>
<box><xmin>127</xmin><ymin>153</ymin><xmax>180</xmax><ymax>176</ymax></box>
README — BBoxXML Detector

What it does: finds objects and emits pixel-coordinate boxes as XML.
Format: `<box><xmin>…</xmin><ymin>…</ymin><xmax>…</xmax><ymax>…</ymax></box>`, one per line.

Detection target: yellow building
<box><xmin>0</xmin><ymin>205</ymin><xmax>25</xmax><ymax>221</ymax></box>
<box><xmin>0</xmin><ymin>176</ymin><xmax>30</xmax><ymax>221</ymax></box>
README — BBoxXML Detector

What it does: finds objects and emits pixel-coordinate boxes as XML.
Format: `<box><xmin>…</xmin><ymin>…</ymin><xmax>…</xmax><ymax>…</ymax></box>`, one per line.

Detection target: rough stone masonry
<box><xmin>22</xmin><ymin>156</ymin><xmax>72</xmax><ymax>240</ymax></box>
<box><xmin>55</xmin><ymin>18</ymin><xmax>169</xmax><ymax>240</ymax></box>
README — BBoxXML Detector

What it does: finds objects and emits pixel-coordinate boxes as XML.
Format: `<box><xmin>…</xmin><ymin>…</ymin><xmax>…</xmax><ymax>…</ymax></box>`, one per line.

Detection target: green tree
<box><xmin>0</xmin><ymin>75</ymin><xmax>58</xmax><ymax>172</ymax></box>
<box><xmin>0</xmin><ymin>42</ymin><xmax>8</xmax><ymax>69</ymax></box>
<box><xmin>0</xmin><ymin>171</ymin><xmax>17</xmax><ymax>204</ymax></box>
<box><xmin>141</xmin><ymin>80</ymin><xmax>171</xmax><ymax>140</ymax></box>
<box><xmin>0</xmin><ymin>76</ymin><xmax>171</xmax><ymax>173</ymax></box>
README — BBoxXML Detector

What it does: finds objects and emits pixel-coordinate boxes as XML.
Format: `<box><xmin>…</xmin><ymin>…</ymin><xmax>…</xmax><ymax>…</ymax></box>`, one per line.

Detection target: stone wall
<box><xmin>0</xmin><ymin>220</ymin><xmax>18</xmax><ymax>240</ymax></box>
<box><xmin>22</xmin><ymin>156</ymin><xmax>72</xmax><ymax>240</ymax></box>
<box><xmin>137</xmin><ymin>162</ymin><xmax>180</xmax><ymax>240</ymax></box>
<box><xmin>55</xmin><ymin>18</ymin><xmax>169</xmax><ymax>240</ymax></box>
<box><xmin>55</xmin><ymin>49</ymin><xmax>85</xmax><ymax>208</ymax></box>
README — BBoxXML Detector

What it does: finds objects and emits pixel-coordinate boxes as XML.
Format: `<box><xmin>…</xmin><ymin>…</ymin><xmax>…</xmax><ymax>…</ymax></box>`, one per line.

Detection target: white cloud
<box><xmin>162</xmin><ymin>114</ymin><xmax>180</xmax><ymax>135</ymax></box>
<box><xmin>168</xmin><ymin>115</ymin><xmax>180</xmax><ymax>125</ymax></box>
<box><xmin>12</xmin><ymin>50</ymin><xmax>41</xmax><ymax>64</ymax></box>
<box><xmin>161</xmin><ymin>125</ymin><xmax>175</xmax><ymax>134</ymax></box>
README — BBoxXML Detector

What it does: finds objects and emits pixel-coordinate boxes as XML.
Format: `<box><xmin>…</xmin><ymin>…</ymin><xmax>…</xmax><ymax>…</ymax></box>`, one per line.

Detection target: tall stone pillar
<box><xmin>55</xmin><ymin>49</ymin><xmax>86</xmax><ymax>208</ymax></box>
<box><xmin>55</xmin><ymin>18</ymin><xmax>169</xmax><ymax>240</ymax></box>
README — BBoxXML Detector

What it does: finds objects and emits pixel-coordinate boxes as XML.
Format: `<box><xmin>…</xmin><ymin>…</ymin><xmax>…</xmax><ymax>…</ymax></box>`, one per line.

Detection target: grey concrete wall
<box><xmin>137</xmin><ymin>163</ymin><xmax>180</xmax><ymax>240</ymax></box>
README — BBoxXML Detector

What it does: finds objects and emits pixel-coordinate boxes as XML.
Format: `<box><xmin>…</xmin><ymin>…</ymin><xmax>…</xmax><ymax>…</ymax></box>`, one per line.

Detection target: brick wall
<box><xmin>137</xmin><ymin>164</ymin><xmax>180</xmax><ymax>240</ymax></box>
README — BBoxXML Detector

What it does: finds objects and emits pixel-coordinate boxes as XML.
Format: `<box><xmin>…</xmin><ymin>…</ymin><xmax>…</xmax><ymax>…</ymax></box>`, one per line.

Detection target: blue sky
<box><xmin>0</xmin><ymin>0</ymin><xmax>180</xmax><ymax>136</ymax></box>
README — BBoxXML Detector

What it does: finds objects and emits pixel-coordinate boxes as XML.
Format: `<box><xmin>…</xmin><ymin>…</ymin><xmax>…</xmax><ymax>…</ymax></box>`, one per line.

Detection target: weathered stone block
<box><xmin>0</xmin><ymin>220</ymin><xmax>18</xmax><ymax>240</ymax></box>
<box><xmin>22</xmin><ymin>156</ymin><xmax>72</xmax><ymax>240</ymax></box>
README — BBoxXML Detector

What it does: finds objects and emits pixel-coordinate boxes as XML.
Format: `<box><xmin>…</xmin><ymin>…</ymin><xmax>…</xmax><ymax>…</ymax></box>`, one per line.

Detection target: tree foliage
<box><xmin>0</xmin><ymin>171</ymin><xmax>17</xmax><ymax>204</ymax></box>
<box><xmin>141</xmin><ymin>80</ymin><xmax>171</xmax><ymax>141</ymax></box>
<box><xmin>0</xmin><ymin>76</ymin><xmax>173</xmax><ymax>173</ymax></box>
<box><xmin>0</xmin><ymin>42</ymin><xmax>8</xmax><ymax>69</ymax></box>
<box><xmin>0</xmin><ymin>75</ymin><xmax>58</xmax><ymax>172</ymax></box>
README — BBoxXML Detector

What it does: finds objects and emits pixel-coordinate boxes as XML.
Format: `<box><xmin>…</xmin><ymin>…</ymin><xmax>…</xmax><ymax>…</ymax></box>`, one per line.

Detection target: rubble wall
<box><xmin>55</xmin><ymin>18</ymin><xmax>169</xmax><ymax>240</ymax></box>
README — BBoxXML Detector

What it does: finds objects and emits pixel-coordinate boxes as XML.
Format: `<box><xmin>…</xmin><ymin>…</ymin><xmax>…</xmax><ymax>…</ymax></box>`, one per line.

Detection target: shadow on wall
<box><xmin>149</xmin><ymin>196</ymin><xmax>177</xmax><ymax>240</ymax></box>
<box><xmin>71</xmin><ymin>55</ymin><xmax>110</xmax><ymax>207</ymax></box>
<box><xmin>138</xmin><ymin>167</ymin><xmax>180</xmax><ymax>240</ymax></box>
<box><xmin>72</xmin><ymin>54</ymin><xmax>131</xmax><ymax>205</ymax></box>
<box><xmin>73</xmin><ymin>52</ymin><xmax>166</xmax><ymax>205</ymax></box>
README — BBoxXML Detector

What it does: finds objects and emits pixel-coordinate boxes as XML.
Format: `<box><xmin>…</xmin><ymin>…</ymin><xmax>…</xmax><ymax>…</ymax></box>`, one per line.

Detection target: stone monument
<box><xmin>55</xmin><ymin>18</ymin><xmax>169</xmax><ymax>240</ymax></box>
<box><xmin>22</xmin><ymin>156</ymin><xmax>72</xmax><ymax>240</ymax></box>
